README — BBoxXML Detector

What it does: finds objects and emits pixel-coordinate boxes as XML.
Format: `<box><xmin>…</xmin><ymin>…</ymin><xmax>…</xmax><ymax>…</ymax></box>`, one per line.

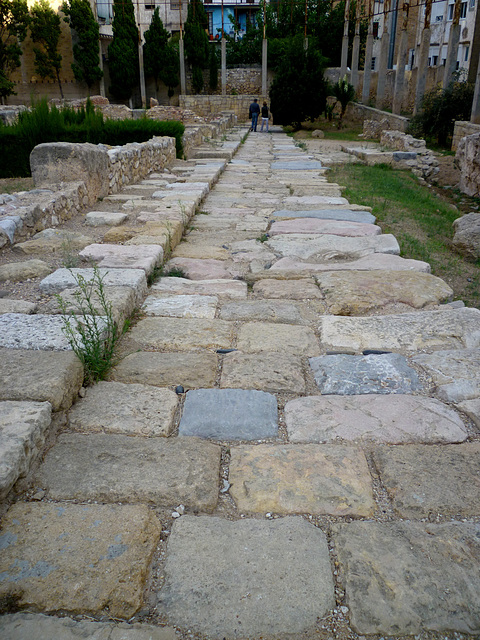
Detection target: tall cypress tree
<box><xmin>108</xmin><ymin>0</ymin><xmax>139</xmax><ymax>101</ymax></box>
<box><xmin>62</xmin><ymin>0</ymin><xmax>102</xmax><ymax>92</ymax></box>
<box><xmin>184</xmin><ymin>0</ymin><xmax>209</xmax><ymax>93</ymax></box>
<box><xmin>0</xmin><ymin>0</ymin><xmax>29</xmax><ymax>100</ymax></box>
<box><xmin>143</xmin><ymin>7</ymin><xmax>169</xmax><ymax>98</ymax></box>
<box><xmin>30</xmin><ymin>0</ymin><xmax>64</xmax><ymax>98</ymax></box>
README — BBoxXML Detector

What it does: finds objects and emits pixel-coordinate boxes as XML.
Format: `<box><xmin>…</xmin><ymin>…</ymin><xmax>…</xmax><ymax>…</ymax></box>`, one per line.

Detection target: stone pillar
<box><xmin>443</xmin><ymin>0</ymin><xmax>462</xmax><ymax>88</ymax></box>
<box><xmin>221</xmin><ymin>37</ymin><xmax>227</xmax><ymax>95</ymax></box>
<box><xmin>340</xmin><ymin>0</ymin><xmax>351</xmax><ymax>78</ymax></box>
<box><xmin>471</xmin><ymin>53</ymin><xmax>480</xmax><ymax>123</ymax></box>
<box><xmin>262</xmin><ymin>38</ymin><xmax>268</xmax><ymax>96</ymax></box>
<box><xmin>138</xmin><ymin>41</ymin><xmax>146</xmax><ymax>108</ymax></box>
<box><xmin>362</xmin><ymin>0</ymin><xmax>375</xmax><ymax>104</ymax></box>
<box><xmin>98</xmin><ymin>44</ymin><xmax>106</xmax><ymax>98</ymax></box>
<box><xmin>392</xmin><ymin>3</ymin><xmax>410</xmax><ymax>115</ymax></box>
<box><xmin>179</xmin><ymin>37</ymin><xmax>186</xmax><ymax>95</ymax></box>
<box><xmin>350</xmin><ymin>0</ymin><xmax>362</xmax><ymax>90</ymax></box>
<box><xmin>375</xmin><ymin>0</ymin><xmax>391</xmax><ymax>109</ymax></box>
<box><xmin>413</xmin><ymin>0</ymin><xmax>432</xmax><ymax>115</ymax></box>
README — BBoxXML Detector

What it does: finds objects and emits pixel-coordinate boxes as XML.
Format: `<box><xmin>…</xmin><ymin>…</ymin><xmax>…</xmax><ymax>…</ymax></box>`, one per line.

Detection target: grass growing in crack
<box><xmin>60</xmin><ymin>238</ymin><xmax>80</xmax><ymax>268</ymax></box>
<box><xmin>327</xmin><ymin>162</ymin><xmax>480</xmax><ymax>308</ymax></box>
<box><xmin>240</xmin><ymin>133</ymin><xmax>248</xmax><ymax>144</ymax></box>
<box><xmin>256</xmin><ymin>234</ymin><xmax>269</xmax><ymax>243</ymax></box>
<box><xmin>164</xmin><ymin>267</ymin><xmax>187</xmax><ymax>278</ymax></box>
<box><xmin>56</xmin><ymin>267</ymin><xmax>122</xmax><ymax>385</ymax></box>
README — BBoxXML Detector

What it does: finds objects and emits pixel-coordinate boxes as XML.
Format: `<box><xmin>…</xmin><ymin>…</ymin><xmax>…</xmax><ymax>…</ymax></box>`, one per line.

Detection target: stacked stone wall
<box><xmin>452</xmin><ymin>121</ymin><xmax>480</xmax><ymax>151</ymax></box>
<box><xmin>456</xmin><ymin>132</ymin><xmax>480</xmax><ymax>197</ymax></box>
<box><xmin>347</xmin><ymin>103</ymin><xmax>410</xmax><ymax>132</ymax></box>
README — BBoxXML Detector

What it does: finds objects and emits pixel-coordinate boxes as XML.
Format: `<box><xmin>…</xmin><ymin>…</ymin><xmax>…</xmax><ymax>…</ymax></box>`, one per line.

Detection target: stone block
<box><xmin>220</xmin><ymin>351</ymin><xmax>305</xmax><ymax>393</ymax></box>
<box><xmin>0</xmin><ymin>349</ymin><xmax>83</xmax><ymax>410</ymax></box>
<box><xmin>237</xmin><ymin>321</ymin><xmax>320</xmax><ymax>356</ymax></box>
<box><xmin>0</xmin><ymin>299</ymin><xmax>36</xmax><ymax>314</ymax></box>
<box><xmin>15</xmin><ymin>229</ymin><xmax>93</xmax><ymax>255</ymax></box>
<box><xmin>273</xmin><ymin>208</ymin><xmax>375</xmax><ymax>223</ymax></box>
<box><xmin>229</xmin><ymin>444</ymin><xmax>374</xmax><ymax>516</ymax></box>
<box><xmin>0</xmin><ymin>260</ymin><xmax>52</xmax><ymax>283</ymax></box>
<box><xmin>457</xmin><ymin>397</ymin><xmax>480</xmax><ymax>428</ymax></box>
<box><xmin>270</xmin><ymin>218</ymin><xmax>381</xmax><ymax>237</ymax></box>
<box><xmin>158</xmin><ymin>516</ymin><xmax>335</xmax><ymax>638</ymax></box>
<box><xmin>79</xmin><ymin>243</ymin><xmax>163</xmax><ymax>276</ymax></box>
<box><xmin>126</xmin><ymin>317</ymin><xmax>234</xmax><ymax>351</ymax></box>
<box><xmin>142</xmin><ymin>294</ymin><xmax>218</xmax><ymax>318</ymax></box>
<box><xmin>218</xmin><ymin>300</ymin><xmax>308</xmax><ymax>323</ymax></box>
<box><xmin>150</xmin><ymin>277</ymin><xmax>247</xmax><ymax>299</ymax></box>
<box><xmin>0</xmin><ymin>401</ymin><xmax>52</xmax><ymax>500</ymax></box>
<box><xmin>179</xmin><ymin>388</ymin><xmax>278</xmax><ymax>440</ymax></box>
<box><xmin>35</xmin><ymin>433</ymin><xmax>221</xmax><ymax>511</ymax></box>
<box><xmin>253</xmin><ymin>277</ymin><xmax>322</xmax><ymax>299</ymax></box>
<box><xmin>452</xmin><ymin>212</ymin><xmax>480</xmax><ymax>260</ymax></box>
<box><xmin>85</xmin><ymin>211</ymin><xmax>129</xmax><ymax>227</ymax></box>
<box><xmin>68</xmin><ymin>381</ymin><xmax>178</xmax><ymax>437</ymax></box>
<box><xmin>270</xmin><ymin>253</ymin><xmax>431</xmax><ymax>275</ymax></box>
<box><xmin>165</xmin><ymin>257</ymin><xmax>232</xmax><ymax>280</ymax></box>
<box><xmin>0</xmin><ymin>502</ymin><xmax>161</xmax><ymax>618</ymax></box>
<box><xmin>412</xmin><ymin>348</ymin><xmax>480</xmax><ymax>402</ymax></box>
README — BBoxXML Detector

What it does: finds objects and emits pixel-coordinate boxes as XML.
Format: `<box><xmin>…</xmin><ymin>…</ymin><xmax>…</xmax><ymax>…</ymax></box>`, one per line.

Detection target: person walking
<box><xmin>260</xmin><ymin>101</ymin><xmax>270</xmax><ymax>132</ymax></box>
<box><xmin>249</xmin><ymin>98</ymin><xmax>260</xmax><ymax>132</ymax></box>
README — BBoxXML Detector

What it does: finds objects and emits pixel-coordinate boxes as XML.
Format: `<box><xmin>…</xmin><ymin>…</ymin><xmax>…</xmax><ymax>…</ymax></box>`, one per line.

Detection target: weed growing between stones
<box><xmin>240</xmin><ymin>133</ymin><xmax>248</xmax><ymax>144</ymax></box>
<box><xmin>163</xmin><ymin>267</ymin><xmax>187</xmax><ymax>278</ymax></box>
<box><xmin>60</xmin><ymin>238</ymin><xmax>80</xmax><ymax>268</ymax></box>
<box><xmin>256</xmin><ymin>234</ymin><xmax>269</xmax><ymax>243</ymax></box>
<box><xmin>56</xmin><ymin>267</ymin><xmax>122</xmax><ymax>385</ymax></box>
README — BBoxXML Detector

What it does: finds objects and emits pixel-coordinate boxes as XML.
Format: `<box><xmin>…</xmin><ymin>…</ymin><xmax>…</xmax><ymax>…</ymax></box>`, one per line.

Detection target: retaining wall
<box><xmin>347</xmin><ymin>103</ymin><xmax>410</xmax><ymax>132</ymax></box>
<box><xmin>452</xmin><ymin>121</ymin><xmax>480</xmax><ymax>151</ymax></box>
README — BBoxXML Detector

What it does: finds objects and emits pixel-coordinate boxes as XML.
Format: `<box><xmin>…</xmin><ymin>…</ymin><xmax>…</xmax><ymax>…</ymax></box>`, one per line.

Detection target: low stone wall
<box><xmin>452</xmin><ymin>121</ymin><xmax>480</xmax><ymax>151</ymax></box>
<box><xmin>347</xmin><ymin>103</ymin><xmax>410</xmax><ymax>133</ymax></box>
<box><xmin>456</xmin><ymin>132</ymin><xmax>480</xmax><ymax>197</ymax></box>
<box><xmin>180</xmin><ymin>95</ymin><xmax>265</xmax><ymax>119</ymax></box>
<box><xmin>0</xmin><ymin>136</ymin><xmax>176</xmax><ymax>248</ymax></box>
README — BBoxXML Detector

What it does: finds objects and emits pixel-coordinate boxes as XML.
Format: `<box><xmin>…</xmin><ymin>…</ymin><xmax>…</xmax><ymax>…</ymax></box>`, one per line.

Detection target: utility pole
<box><xmin>179</xmin><ymin>0</ymin><xmax>186</xmax><ymax>94</ymax></box>
<box><xmin>362</xmin><ymin>0</ymin><xmax>375</xmax><ymax>104</ymax></box>
<box><xmin>443</xmin><ymin>0</ymin><xmax>462</xmax><ymax>88</ymax></box>
<box><xmin>136</xmin><ymin>0</ymin><xmax>146</xmax><ymax>108</ymax></box>
<box><xmin>340</xmin><ymin>0</ymin><xmax>351</xmax><ymax>78</ymax></box>
<box><xmin>351</xmin><ymin>0</ymin><xmax>363</xmax><ymax>89</ymax></box>
<box><xmin>221</xmin><ymin>0</ymin><xmax>226</xmax><ymax>94</ymax></box>
<box><xmin>392</xmin><ymin>1</ymin><xmax>410</xmax><ymax>113</ymax></box>
<box><xmin>413</xmin><ymin>0</ymin><xmax>432</xmax><ymax>114</ymax></box>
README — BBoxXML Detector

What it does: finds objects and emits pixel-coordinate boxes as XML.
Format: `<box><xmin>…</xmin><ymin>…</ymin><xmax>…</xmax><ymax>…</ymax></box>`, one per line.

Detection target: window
<box><xmin>436</xmin><ymin>14</ymin><xmax>444</xmax><ymax>20</ymax></box>
<box><xmin>442</xmin><ymin>58</ymin><xmax>446</xmax><ymax>65</ymax></box>
<box><xmin>448</xmin><ymin>4</ymin><xmax>454</xmax><ymax>19</ymax></box>
<box><xmin>465</xmin><ymin>46</ymin><xmax>470</xmax><ymax>61</ymax></box>
<box><xmin>433</xmin><ymin>55</ymin><xmax>438</xmax><ymax>65</ymax></box>
<box><xmin>170</xmin><ymin>0</ymin><xmax>180</xmax><ymax>8</ymax></box>
<box><xmin>371</xmin><ymin>56</ymin><xmax>376</xmax><ymax>70</ymax></box>
<box><xmin>461</xmin><ymin>1</ymin><xmax>468</xmax><ymax>16</ymax></box>
<box><xmin>145</xmin><ymin>3</ymin><xmax>154</xmax><ymax>9</ymax></box>
<box><xmin>207</xmin><ymin>11</ymin><xmax>213</xmax><ymax>34</ymax></box>
<box><xmin>373</xmin><ymin>21</ymin><xmax>379</xmax><ymax>37</ymax></box>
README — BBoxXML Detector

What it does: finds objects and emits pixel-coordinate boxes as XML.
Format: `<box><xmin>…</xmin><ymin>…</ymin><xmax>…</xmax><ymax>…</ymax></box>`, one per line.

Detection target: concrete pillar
<box><xmin>179</xmin><ymin>38</ymin><xmax>186</xmax><ymax>95</ymax></box>
<box><xmin>392</xmin><ymin>20</ymin><xmax>409</xmax><ymax>113</ymax></box>
<box><xmin>413</xmin><ymin>27</ymin><xmax>431</xmax><ymax>114</ymax></box>
<box><xmin>138</xmin><ymin>41</ymin><xmax>146</xmax><ymax>108</ymax></box>
<box><xmin>262</xmin><ymin>38</ymin><xmax>268</xmax><ymax>96</ymax></box>
<box><xmin>350</xmin><ymin>0</ymin><xmax>362</xmax><ymax>90</ymax></box>
<box><xmin>375</xmin><ymin>0</ymin><xmax>391</xmax><ymax>109</ymax></box>
<box><xmin>221</xmin><ymin>37</ymin><xmax>227</xmax><ymax>95</ymax></box>
<box><xmin>340</xmin><ymin>0</ymin><xmax>351</xmax><ymax>78</ymax></box>
<box><xmin>443</xmin><ymin>0</ymin><xmax>462</xmax><ymax>88</ymax></box>
<box><xmin>98</xmin><ymin>44</ymin><xmax>106</xmax><ymax>98</ymax></box>
<box><xmin>362</xmin><ymin>0</ymin><xmax>375</xmax><ymax>105</ymax></box>
<box><xmin>471</xmin><ymin>52</ymin><xmax>480</xmax><ymax>123</ymax></box>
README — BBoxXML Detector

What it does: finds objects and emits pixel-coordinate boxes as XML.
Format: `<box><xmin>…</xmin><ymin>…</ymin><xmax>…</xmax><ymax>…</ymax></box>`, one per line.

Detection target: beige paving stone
<box><xmin>166</xmin><ymin>257</ymin><xmax>232</xmax><ymax>280</ymax></box>
<box><xmin>112</xmin><ymin>351</ymin><xmax>217</xmax><ymax>388</ymax></box>
<box><xmin>285</xmin><ymin>395</ymin><xmax>468</xmax><ymax>444</ymax></box>
<box><xmin>456</xmin><ymin>397</ymin><xmax>480</xmax><ymax>428</ymax></box>
<box><xmin>317</xmin><ymin>270</ymin><xmax>453</xmax><ymax>315</ymax></box>
<box><xmin>229</xmin><ymin>444</ymin><xmax>374</xmax><ymax>516</ymax></box>
<box><xmin>269</xmin><ymin>219</ymin><xmax>381</xmax><ymax>237</ymax></box>
<box><xmin>320</xmin><ymin>307</ymin><xmax>480</xmax><ymax>353</ymax></box>
<box><xmin>373</xmin><ymin>442</ymin><xmax>480</xmax><ymax>517</ymax></box>
<box><xmin>35</xmin><ymin>433</ymin><xmax>221</xmax><ymax>510</ymax></box>
<box><xmin>171</xmin><ymin>244</ymin><xmax>229</xmax><ymax>260</ymax></box>
<box><xmin>85</xmin><ymin>211</ymin><xmax>128</xmax><ymax>226</ymax></box>
<box><xmin>125</xmin><ymin>317</ymin><xmax>234</xmax><ymax>351</ymax></box>
<box><xmin>0</xmin><ymin>260</ymin><xmax>52</xmax><ymax>282</ymax></box>
<box><xmin>0</xmin><ymin>614</ymin><xmax>177</xmax><ymax>640</ymax></box>
<box><xmin>15</xmin><ymin>230</ymin><xmax>93</xmax><ymax>255</ymax></box>
<box><xmin>266</xmin><ymin>233</ymin><xmax>400</xmax><ymax>261</ymax></box>
<box><xmin>269</xmin><ymin>254</ymin><xmax>431</xmax><ymax>275</ymax></box>
<box><xmin>412</xmin><ymin>348</ymin><xmax>480</xmax><ymax>402</ymax></box>
<box><xmin>218</xmin><ymin>300</ymin><xmax>310</xmax><ymax>324</ymax></box>
<box><xmin>0</xmin><ymin>299</ymin><xmax>36</xmax><ymax>314</ymax></box>
<box><xmin>150</xmin><ymin>277</ymin><xmax>247</xmax><ymax>299</ymax></box>
<box><xmin>253</xmin><ymin>277</ymin><xmax>322</xmax><ymax>299</ymax></box>
<box><xmin>334</xmin><ymin>521</ymin><xmax>480</xmax><ymax>636</ymax></box>
<box><xmin>220</xmin><ymin>351</ymin><xmax>305</xmax><ymax>393</ymax></box>
<box><xmin>237</xmin><ymin>322</ymin><xmax>320</xmax><ymax>355</ymax></box>
<box><xmin>79</xmin><ymin>244</ymin><xmax>163</xmax><ymax>275</ymax></box>
<box><xmin>142</xmin><ymin>294</ymin><xmax>218</xmax><ymax>319</ymax></box>
<box><xmin>0</xmin><ymin>349</ymin><xmax>83</xmax><ymax>411</ymax></box>
<box><xmin>0</xmin><ymin>502</ymin><xmax>161</xmax><ymax>618</ymax></box>
<box><xmin>68</xmin><ymin>381</ymin><xmax>178</xmax><ymax>437</ymax></box>
<box><xmin>102</xmin><ymin>226</ymin><xmax>138</xmax><ymax>243</ymax></box>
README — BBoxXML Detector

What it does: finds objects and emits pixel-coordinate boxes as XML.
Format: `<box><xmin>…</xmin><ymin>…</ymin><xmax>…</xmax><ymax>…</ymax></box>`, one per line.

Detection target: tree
<box><xmin>108</xmin><ymin>0</ymin><xmax>139</xmax><ymax>101</ymax></box>
<box><xmin>269</xmin><ymin>35</ymin><xmax>329</xmax><ymax>127</ymax></box>
<box><xmin>184</xmin><ymin>0</ymin><xmax>209</xmax><ymax>93</ymax></box>
<box><xmin>62</xmin><ymin>0</ymin><xmax>102</xmax><ymax>92</ymax></box>
<box><xmin>161</xmin><ymin>41</ymin><xmax>179</xmax><ymax>101</ymax></box>
<box><xmin>0</xmin><ymin>0</ymin><xmax>29</xmax><ymax>101</ymax></box>
<box><xmin>143</xmin><ymin>7</ymin><xmax>169</xmax><ymax>98</ymax></box>
<box><xmin>331</xmin><ymin>75</ymin><xmax>356</xmax><ymax>128</ymax></box>
<box><xmin>30</xmin><ymin>0</ymin><xmax>64</xmax><ymax>98</ymax></box>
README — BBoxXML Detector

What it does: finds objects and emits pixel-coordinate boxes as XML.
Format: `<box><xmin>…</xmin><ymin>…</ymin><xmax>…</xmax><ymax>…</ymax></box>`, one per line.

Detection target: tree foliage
<box><xmin>184</xmin><ymin>0</ymin><xmax>208</xmax><ymax>93</ymax></box>
<box><xmin>143</xmin><ymin>7</ymin><xmax>168</xmax><ymax>94</ymax></box>
<box><xmin>269</xmin><ymin>35</ymin><xmax>328</xmax><ymax>127</ymax></box>
<box><xmin>0</xmin><ymin>0</ymin><xmax>29</xmax><ymax>99</ymax></box>
<box><xmin>30</xmin><ymin>0</ymin><xmax>64</xmax><ymax>98</ymax></box>
<box><xmin>408</xmin><ymin>80</ymin><xmax>475</xmax><ymax>147</ymax></box>
<box><xmin>108</xmin><ymin>0</ymin><xmax>139</xmax><ymax>101</ymax></box>
<box><xmin>62</xmin><ymin>0</ymin><xmax>102</xmax><ymax>90</ymax></box>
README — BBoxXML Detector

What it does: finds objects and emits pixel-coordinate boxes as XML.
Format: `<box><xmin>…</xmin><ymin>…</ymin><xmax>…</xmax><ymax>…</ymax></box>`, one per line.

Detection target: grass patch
<box><xmin>327</xmin><ymin>162</ymin><xmax>480</xmax><ymax>309</ymax></box>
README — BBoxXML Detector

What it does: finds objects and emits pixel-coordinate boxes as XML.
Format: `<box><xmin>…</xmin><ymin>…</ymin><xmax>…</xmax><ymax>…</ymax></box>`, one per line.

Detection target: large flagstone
<box><xmin>266</xmin><ymin>233</ymin><xmax>400</xmax><ymax>261</ymax></box>
<box><xmin>220</xmin><ymin>351</ymin><xmax>306</xmax><ymax>393</ymax></box>
<box><xmin>269</xmin><ymin>218</ymin><xmax>381</xmax><ymax>237</ymax></box>
<box><xmin>272</xmin><ymin>208</ymin><xmax>376</xmax><ymax>223</ymax></box>
<box><xmin>125</xmin><ymin>317</ymin><xmax>234</xmax><ymax>351</ymax></box>
<box><xmin>269</xmin><ymin>253</ymin><xmax>431</xmax><ymax>274</ymax></box>
<box><xmin>237</xmin><ymin>321</ymin><xmax>320</xmax><ymax>355</ymax></box>
<box><xmin>150</xmin><ymin>277</ymin><xmax>247</xmax><ymax>299</ymax></box>
<box><xmin>412</xmin><ymin>348</ymin><xmax>480</xmax><ymax>402</ymax></box>
<box><xmin>79</xmin><ymin>244</ymin><xmax>163</xmax><ymax>275</ymax></box>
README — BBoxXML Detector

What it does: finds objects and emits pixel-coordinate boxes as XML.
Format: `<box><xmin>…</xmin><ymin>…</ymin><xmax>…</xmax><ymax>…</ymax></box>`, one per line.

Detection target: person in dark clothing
<box><xmin>260</xmin><ymin>101</ymin><xmax>269</xmax><ymax>132</ymax></box>
<box><xmin>249</xmin><ymin>98</ymin><xmax>260</xmax><ymax>131</ymax></box>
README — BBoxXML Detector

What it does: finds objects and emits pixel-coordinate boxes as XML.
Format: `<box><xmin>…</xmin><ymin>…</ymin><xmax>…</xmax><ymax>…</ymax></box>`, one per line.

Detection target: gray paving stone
<box><xmin>271</xmin><ymin>160</ymin><xmax>323</xmax><ymax>170</ymax></box>
<box><xmin>0</xmin><ymin>401</ymin><xmax>52</xmax><ymax>500</ymax></box>
<box><xmin>158</xmin><ymin>515</ymin><xmax>335</xmax><ymax>638</ymax></box>
<box><xmin>284</xmin><ymin>195</ymin><xmax>361</xmax><ymax>209</ymax></box>
<box><xmin>285</xmin><ymin>395</ymin><xmax>467</xmax><ymax>443</ymax></box>
<box><xmin>0</xmin><ymin>502</ymin><xmax>161</xmax><ymax>618</ymax></box>
<box><xmin>253</xmin><ymin>277</ymin><xmax>322</xmax><ymax>300</ymax></box>
<box><xmin>219</xmin><ymin>299</ymin><xmax>308</xmax><ymax>323</ymax></box>
<box><xmin>272</xmin><ymin>208</ymin><xmax>376</xmax><ymax>223</ymax></box>
<box><xmin>142</xmin><ymin>294</ymin><xmax>218</xmax><ymax>318</ymax></box>
<box><xmin>319</xmin><ymin>307</ymin><xmax>480</xmax><ymax>353</ymax></box>
<box><xmin>165</xmin><ymin>257</ymin><xmax>233</xmax><ymax>280</ymax></box>
<box><xmin>237</xmin><ymin>321</ymin><xmax>320</xmax><ymax>356</ymax></box>
<box><xmin>457</xmin><ymin>397</ymin><xmax>480</xmax><ymax>428</ymax></box>
<box><xmin>68</xmin><ymin>381</ymin><xmax>178</xmax><ymax>437</ymax></box>
<box><xmin>179</xmin><ymin>388</ymin><xmax>278</xmax><ymax>440</ymax></box>
<box><xmin>112</xmin><ymin>351</ymin><xmax>217</xmax><ymax>388</ymax></box>
<box><xmin>220</xmin><ymin>351</ymin><xmax>306</xmax><ymax>393</ymax></box>
<box><xmin>85</xmin><ymin>211</ymin><xmax>128</xmax><ymax>226</ymax></box>
<box><xmin>0</xmin><ymin>259</ymin><xmax>52</xmax><ymax>282</ymax></box>
<box><xmin>229</xmin><ymin>444</ymin><xmax>375</xmax><ymax>516</ymax></box>
<box><xmin>40</xmin><ymin>268</ymin><xmax>148</xmax><ymax>306</ymax></box>
<box><xmin>266</xmin><ymin>233</ymin><xmax>400</xmax><ymax>261</ymax></box>
<box><xmin>126</xmin><ymin>317</ymin><xmax>234</xmax><ymax>351</ymax></box>
<box><xmin>270</xmin><ymin>253</ymin><xmax>431</xmax><ymax>274</ymax></box>
<box><xmin>270</xmin><ymin>218</ymin><xmax>381</xmax><ymax>237</ymax></box>
<box><xmin>334</xmin><ymin>521</ymin><xmax>480</xmax><ymax>635</ymax></box>
<box><xmin>412</xmin><ymin>348</ymin><xmax>480</xmax><ymax>402</ymax></box>
<box><xmin>35</xmin><ymin>433</ymin><xmax>220</xmax><ymax>510</ymax></box>
<box><xmin>0</xmin><ymin>349</ymin><xmax>83</xmax><ymax>410</ymax></box>
<box><xmin>0</xmin><ymin>614</ymin><xmax>177</xmax><ymax>640</ymax></box>
<box><xmin>373</xmin><ymin>442</ymin><xmax>480</xmax><ymax>517</ymax></box>
<box><xmin>150</xmin><ymin>277</ymin><xmax>247</xmax><ymax>299</ymax></box>
<box><xmin>0</xmin><ymin>299</ymin><xmax>36</xmax><ymax>314</ymax></box>
<box><xmin>79</xmin><ymin>244</ymin><xmax>163</xmax><ymax>275</ymax></box>
<box><xmin>309</xmin><ymin>353</ymin><xmax>422</xmax><ymax>395</ymax></box>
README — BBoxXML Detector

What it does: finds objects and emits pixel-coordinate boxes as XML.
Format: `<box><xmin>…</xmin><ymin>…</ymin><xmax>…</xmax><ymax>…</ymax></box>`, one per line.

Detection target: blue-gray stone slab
<box><xmin>309</xmin><ymin>353</ymin><xmax>422</xmax><ymax>395</ymax></box>
<box><xmin>271</xmin><ymin>161</ymin><xmax>323</xmax><ymax>171</ymax></box>
<box><xmin>273</xmin><ymin>209</ymin><xmax>376</xmax><ymax>224</ymax></box>
<box><xmin>179</xmin><ymin>388</ymin><xmax>278</xmax><ymax>440</ymax></box>
<box><xmin>393</xmin><ymin>151</ymin><xmax>417</xmax><ymax>160</ymax></box>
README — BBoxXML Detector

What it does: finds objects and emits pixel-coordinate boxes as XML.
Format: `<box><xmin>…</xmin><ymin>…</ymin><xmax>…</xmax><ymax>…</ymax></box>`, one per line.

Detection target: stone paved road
<box><xmin>0</xmin><ymin>126</ymin><xmax>479</xmax><ymax>640</ymax></box>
